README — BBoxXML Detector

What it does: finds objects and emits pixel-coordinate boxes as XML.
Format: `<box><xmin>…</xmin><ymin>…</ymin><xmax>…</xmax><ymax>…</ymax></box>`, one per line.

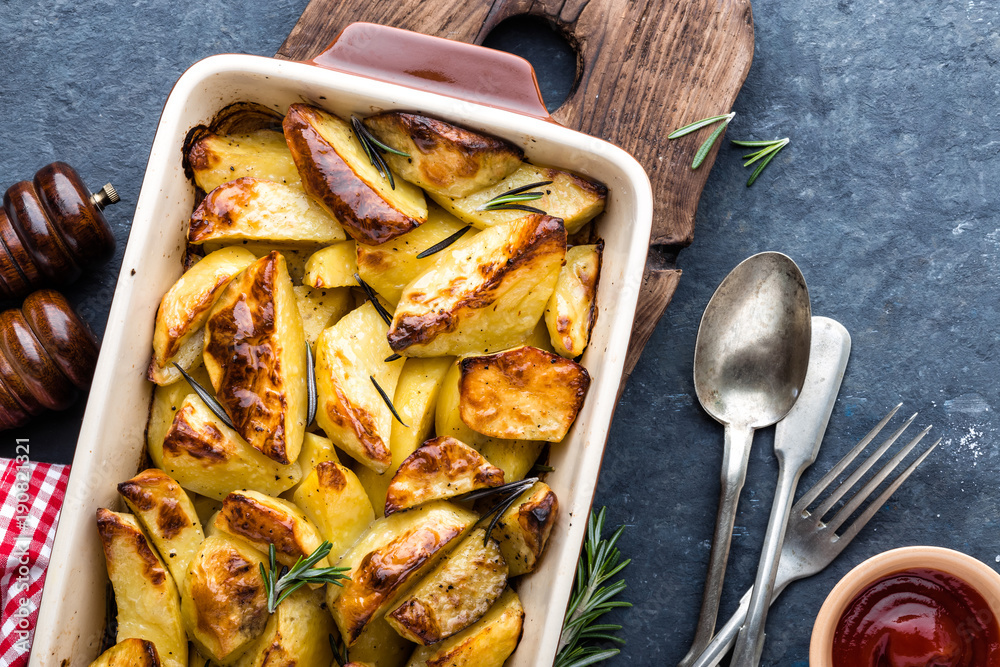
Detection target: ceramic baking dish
<box><xmin>31</xmin><ymin>23</ymin><xmax>652</xmax><ymax>667</ymax></box>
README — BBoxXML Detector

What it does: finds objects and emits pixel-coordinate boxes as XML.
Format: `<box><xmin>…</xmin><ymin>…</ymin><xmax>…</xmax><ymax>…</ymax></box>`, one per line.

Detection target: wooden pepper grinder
<box><xmin>0</xmin><ymin>289</ymin><xmax>99</xmax><ymax>430</ymax></box>
<box><xmin>0</xmin><ymin>161</ymin><xmax>118</xmax><ymax>299</ymax></box>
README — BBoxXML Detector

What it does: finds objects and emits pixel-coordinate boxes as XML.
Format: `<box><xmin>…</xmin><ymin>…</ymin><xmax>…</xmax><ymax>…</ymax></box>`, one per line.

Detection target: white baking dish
<box><xmin>31</xmin><ymin>24</ymin><xmax>652</xmax><ymax>667</ymax></box>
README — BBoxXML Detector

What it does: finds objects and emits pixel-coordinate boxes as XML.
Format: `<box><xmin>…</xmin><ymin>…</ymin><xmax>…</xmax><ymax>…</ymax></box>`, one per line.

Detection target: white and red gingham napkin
<box><xmin>0</xmin><ymin>457</ymin><xmax>70</xmax><ymax>667</ymax></box>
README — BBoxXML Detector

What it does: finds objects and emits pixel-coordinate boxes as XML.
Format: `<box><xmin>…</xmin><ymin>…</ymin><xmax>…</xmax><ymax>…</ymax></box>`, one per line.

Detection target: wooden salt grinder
<box><xmin>0</xmin><ymin>161</ymin><xmax>119</xmax><ymax>299</ymax></box>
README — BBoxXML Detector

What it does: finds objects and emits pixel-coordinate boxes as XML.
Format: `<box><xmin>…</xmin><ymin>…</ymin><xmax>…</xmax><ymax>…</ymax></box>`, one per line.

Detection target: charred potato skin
<box><xmin>545</xmin><ymin>241</ymin><xmax>603</xmax><ymax>358</ymax></box>
<box><xmin>88</xmin><ymin>638</ymin><xmax>161</xmax><ymax>667</ymax></box>
<box><xmin>384</xmin><ymin>436</ymin><xmax>504</xmax><ymax>515</ymax></box>
<box><xmin>363</xmin><ymin>112</ymin><xmax>524</xmax><ymax>197</ymax></box>
<box><xmin>491</xmin><ymin>482</ymin><xmax>559</xmax><ymax>577</ymax></box>
<box><xmin>203</xmin><ymin>251</ymin><xmax>307</xmax><ymax>465</ymax></box>
<box><xmin>386</xmin><ymin>528</ymin><xmax>508</xmax><ymax>645</ymax></box>
<box><xmin>387</xmin><ymin>214</ymin><xmax>567</xmax><ymax>357</ymax></box>
<box><xmin>459</xmin><ymin>345</ymin><xmax>591</xmax><ymax>442</ymax></box>
<box><xmin>214</xmin><ymin>490</ymin><xmax>326</xmax><ymax>568</ymax></box>
<box><xmin>283</xmin><ymin>103</ymin><xmax>426</xmax><ymax>245</ymax></box>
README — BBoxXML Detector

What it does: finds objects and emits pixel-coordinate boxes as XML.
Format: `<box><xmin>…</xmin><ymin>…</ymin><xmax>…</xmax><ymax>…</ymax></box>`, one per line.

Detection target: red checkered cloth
<box><xmin>0</xmin><ymin>458</ymin><xmax>70</xmax><ymax>667</ymax></box>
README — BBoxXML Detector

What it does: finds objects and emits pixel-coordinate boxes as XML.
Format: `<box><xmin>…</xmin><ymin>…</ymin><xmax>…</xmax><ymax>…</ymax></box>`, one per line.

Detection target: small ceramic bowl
<box><xmin>810</xmin><ymin>546</ymin><xmax>1000</xmax><ymax>666</ymax></box>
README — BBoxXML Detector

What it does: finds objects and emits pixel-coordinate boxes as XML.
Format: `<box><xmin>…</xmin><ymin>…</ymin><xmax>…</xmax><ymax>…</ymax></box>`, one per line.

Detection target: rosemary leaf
<box><xmin>484</xmin><ymin>489</ymin><xmax>529</xmax><ymax>545</ymax></box>
<box><xmin>667</xmin><ymin>112</ymin><xmax>734</xmax><ymax>139</ymax></box>
<box><xmin>384</xmin><ymin>353</ymin><xmax>401</xmax><ymax>362</ymax></box>
<box><xmin>691</xmin><ymin>114</ymin><xmax>734</xmax><ymax>169</ymax></box>
<box><xmin>305</xmin><ymin>344</ymin><xmax>317</xmax><ymax>426</ymax></box>
<box><xmin>355</xmin><ymin>116</ymin><xmax>410</xmax><ymax>157</ymax></box>
<box><xmin>261</xmin><ymin>541</ymin><xmax>350</xmax><ymax>614</ymax></box>
<box><xmin>481</xmin><ymin>203</ymin><xmax>546</xmax><ymax>214</ymax></box>
<box><xmin>416</xmin><ymin>225</ymin><xmax>472</xmax><ymax>259</ymax></box>
<box><xmin>354</xmin><ymin>272</ymin><xmax>392</xmax><ymax>326</ymax></box>
<box><xmin>742</xmin><ymin>140</ymin><xmax>786</xmax><ymax>167</ymax></box>
<box><xmin>496</xmin><ymin>180</ymin><xmax>554</xmax><ymax>197</ymax></box>
<box><xmin>370</xmin><ymin>375</ymin><xmax>407</xmax><ymax>427</ymax></box>
<box><xmin>351</xmin><ymin>116</ymin><xmax>398</xmax><ymax>190</ymax></box>
<box><xmin>459</xmin><ymin>477</ymin><xmax>538</xmax><ymax>504</ymax></box>
<box><xmin>173</xmin><ymin>363</ymin><xmax>235</xmax><ymax>430</ymax></box>
<box><xmin>746</xmin><ymin>147</ymin><xmax>783</xmax><ymax>187</ymax></box>
<box><xmin>730</xmin><ymin>139</ymin><xmax>778</xmax><ymax>148</ymax></box>
<box><xmin>477</xmin><ymin>180</ymin><xmax>553</xmax><ymax>213</ymax></box>
<box><xmin>732</xmin><ymin>137</ymin><xmax>789</xmax><ymax>186</ymax></box>
<box><xmin>329</xmin><ymin>633</ymin><xmax>350</xmax><ymax>666</ymax></box>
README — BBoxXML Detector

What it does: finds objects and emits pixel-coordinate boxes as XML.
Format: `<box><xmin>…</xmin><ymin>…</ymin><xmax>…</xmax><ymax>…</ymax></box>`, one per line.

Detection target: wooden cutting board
<box><xmin>276</xmin><ymin>0</ymin><xmax>754</xmax><ymax>380</ymax></box>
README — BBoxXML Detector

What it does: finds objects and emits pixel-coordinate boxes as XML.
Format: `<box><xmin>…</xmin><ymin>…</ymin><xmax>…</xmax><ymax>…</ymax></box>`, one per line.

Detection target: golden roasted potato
<box><xmin>96</xmin><ymin>509</ymin><xmax>187</xmax><ymax>667</ymax></box>
<box><xmin>545</xmin><ymin>242</ymin><xmax>603</xmax><ymax>358</ymax></box>
<box><xmin>181</xmin><ymin>534</ymin><xmax>269</xmax><ymax>664</ymax></box>
<box><xmin>293</xmin><ymin>285</ymin><xmax>353</xmax><ymax>349</ymax></box>
<box><xmin>294</xmin><ymin>431</ymin><xmax>339</xmax><ymax>473</ymax></box>
<box><xmin>329</xmin><ymin>501</ymin><xmax>477</xmax><ymax>645</ymax></box>
<box><xmin>293</xmin><ymin>461</ymin><xmax>374</xmax><ymax>560</ymax></box>
<box><xmin>347</xmin><ymin>615</ymin><xmax>414</xmax><ymax>667</ymax></box>
<box><xmin>362</xmin><ymin>112</ymin><xmax>523</xmax><ymax>197</ymax></box>
<box><xmin>283</xmin><ymin>103</ymin><xmax>427</xmax><ymax>245</ymax></box>
<box><xmin>356</xmin><ymin>356</ymin><xmax>454</xmax><ymax>516</ymax></box>
<box><xmin>158</xmin><ymin>394</ymin><xmax>302</xmax><ymax>500</ymax></box>
<box><xmin>356</xmin><ymin>203</ymin><xmax>475</xmax><ymax>306</ymax></box>
<box><xmin>188</xmin><ymin>177</ymin><xmax>346</xmax><ymax>246</ymax></box>
<box><xmin>203</xmin><ymin>251</ymin><xmax>308</xmax><ymax>465</ymax></box>
<box><xmin>148</xmin><ymin>247</ymin><xmax>256</xmax><ymax>385</ymax></box>
<box><xmin>384</xmin><ymin>437</ymin><xmax>504</xmax><ymax>515</ymax></box>
<box><xmin>314</xmin><ymin>302</ymin><xmax>405</xmax><ymax>473</ymax></box>
<box><xmin>146</xmin><ymin>362</ymin><xmax>212</xmax><ymax>463</ymax></box>
<box><xmin>475</xmin><ymin>438</ymin><xmax>545</xmax><ymax>483</ymax></box>
<box><xmin>117</xmin><ymin>468</ymin><xmax>205</xmax><ymax>584</ymax></box>
<box><xmin>459</xmin><ymin>345</ymin><xmax>591</xmax><ymax>442</ymax></box>
<box><xmin>187</xmin><ymin>128</ymin><xmax>302</xmax><ymax>194</ymax></box>
<box><xmin>388</xmin><ymin>214</ymin><xmax>566</xmax><ymax>357</ymax></box>
<box><xmin>405</xmin><ymin>588</ymin><xmax>524</xmax><ymax>667</ymax></box>
<box><xmin>304</xmin><ymin>241</ymin><xmax>360</xmax><ymax>288</ymax></box>
<box><xmin>89</xmin><ymin>638</ymin><xmax>161</xmax><ymax>667</ymax></box>
<box><xmin>386</xmin><ymin>527</ymin><xmax>507</xmax><ymax>645</ymax></box>
<box><xmin>429</xmin><ymin>162</ymin><xmax>607</xmax><ymax>234</ymax></box>
<box><xmin>215</xmin><ymin>489</ymin><xmax>328</xmax><ymax>568</ymax></box>
<box><xmin>233</xmin><ymin>586</ymin><xmax>334</xmax><ymax>667</ymax></box>
<box><xmin>489</xmin><ymin>481</ymin><xmax>558</xmax><ymax>576</ymax></box>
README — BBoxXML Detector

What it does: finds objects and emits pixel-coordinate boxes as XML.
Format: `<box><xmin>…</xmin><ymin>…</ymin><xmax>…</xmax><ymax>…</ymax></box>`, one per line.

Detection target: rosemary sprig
<box><xmin>668</xmin><ymin>112</ymin><xmax>735</xmax><ymax>169</ymax></box>
<box><xmin>476</xmin><ymin>180</ymin><xmax>552</xmax><ymax>214</ymax></box>
<box><xmin>731</xmin><ymin>137</ymin><xmax>790</xmax><ymax>186</ymax></box>
<box><xmin>259</xmin><ymin>541</ymin><xmax>350</xmax><ymax>614</ymax></box>
<box><xmin>350</xmin><ymin>116</ymin><xmax>409</xmax><ymax>190</ymax></box>
<box><xmin>329</xmin><ymin>633</ymin><xmax>349</xmax><ymax>666</ymax></box>
<box><xmin>172</xmin><ymin>363</ymin><xmax>235</xmax><ymax>430</ymax></box>
<box><xmin>305</xmin><ymin>344</ymin><xmax>317</xmax><ymax>426</ymax></box>
<box><xmin>384</xmin><ymin>353</ymin><xmax>401</xmax><ymax>363</ymax></box>
<box><xmin>370</xmin><ymin>375</ymin><xmax>407</xmax><ymax>427</ymax></box>
<box><xmin>354</xmin><ymin>272</ymin><xmax>392</xmax><ymax>326</ymax></box>
<box><xmin>460</xmin><ymin>477</ymin><xmax>539</xmax><ymax>546</ymax></box>
<box><xmin>416</xmin><ymin>225</ymin><xmax>472</xmax><ymax>259</ymax></box>
<box><xmin>554</xmin><ymin>507</ymin><xmax>631</xmax><ymax>667</ymax></box>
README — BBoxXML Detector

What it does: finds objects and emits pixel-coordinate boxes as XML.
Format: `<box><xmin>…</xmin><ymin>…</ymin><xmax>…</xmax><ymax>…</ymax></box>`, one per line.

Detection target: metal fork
<box><xmin>689</xmin><ymin>404</ymin><xmax>940</xmax><ymax>667</ymax></box>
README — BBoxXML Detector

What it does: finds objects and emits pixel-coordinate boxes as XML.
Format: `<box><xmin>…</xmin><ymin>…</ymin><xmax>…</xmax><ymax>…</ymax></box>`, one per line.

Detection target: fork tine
<box><xmin>810</xmin><ymin>412</ymin><xmax>918</xmax><ymax>519</ymax></box>
<box><xmin>824</xmin><ymin>425</ymin><xmax>933</xmax><ymax>534</ymax></box>
<box><xmin>792</xmin><ymin>404</ymin><xmax>903</xmax><ymax>513</ymax></box>
<box><xmin>836</xmin><ymin>439</ymin><xmax>940</xmax><ymax>545</ymax></box>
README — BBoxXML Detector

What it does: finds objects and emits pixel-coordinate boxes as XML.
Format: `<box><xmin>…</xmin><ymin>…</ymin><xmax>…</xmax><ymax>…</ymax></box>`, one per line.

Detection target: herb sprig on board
<box><xmin>554</xmin><ymin>507</ymin><xmax>631</xmax><ymax>667</ymax></box>
<box><xmin>259</xmin><ymin>541</ymin><xmax>350</xmax><ymax>613</ymax></box>
<box><xmin>668</xmin><ymin>112</ymin><xmax>735</xmax><ymax>169</ymax></box>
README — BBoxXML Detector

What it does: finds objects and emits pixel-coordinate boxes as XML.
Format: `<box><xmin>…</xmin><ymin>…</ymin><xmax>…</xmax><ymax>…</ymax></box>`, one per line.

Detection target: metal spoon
<box><xmin>679</xmin><ymin>252</ymin><xmax>812</xmax><ymax>667</ymax></box>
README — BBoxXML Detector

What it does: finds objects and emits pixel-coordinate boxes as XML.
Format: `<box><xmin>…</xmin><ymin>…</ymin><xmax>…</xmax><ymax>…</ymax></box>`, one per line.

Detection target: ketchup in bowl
<box><xmin>833</xmin><ymin>568</ymin><xmax>1000</xmax><ymax>667</ymax></box>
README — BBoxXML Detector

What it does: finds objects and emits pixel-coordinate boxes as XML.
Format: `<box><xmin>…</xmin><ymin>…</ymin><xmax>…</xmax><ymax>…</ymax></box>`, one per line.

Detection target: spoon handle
<box><xmin>678</xmin><ymin>423</ymin><xmax>754</xmax><ymax>667</ymax></box>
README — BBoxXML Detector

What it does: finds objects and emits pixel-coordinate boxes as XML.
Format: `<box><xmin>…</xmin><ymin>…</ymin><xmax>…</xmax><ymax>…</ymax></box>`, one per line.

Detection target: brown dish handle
<box><xmin>305</xmin><ymin>22</ymin><xmax>552</xmax><ymax>121</ymax></box>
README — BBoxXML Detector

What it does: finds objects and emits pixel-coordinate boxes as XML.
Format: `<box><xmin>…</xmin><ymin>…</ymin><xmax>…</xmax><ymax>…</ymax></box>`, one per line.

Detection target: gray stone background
<box><xmin>2</xmin><ymin>0</ymin><xmax>999</xmax><ymax>665</ymax></box>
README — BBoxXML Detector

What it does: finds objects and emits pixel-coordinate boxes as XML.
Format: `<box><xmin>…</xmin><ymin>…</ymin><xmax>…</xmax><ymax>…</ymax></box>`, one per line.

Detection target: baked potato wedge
<box><xmin>187</xmin><ymin>128</ymin><xmax>302</xmax><ymax>194</ymax></box>
<box><xmin>96</xmin><ymin>509</ymin><xmax>187</xmax><ymax>667</ymax></box>
<box><xmin>203</xmin><ymin>251</ymin><xmax>308</xmax><ymax>465</ymax></box>
<box><xmin>158</xmin><ymin>394</ymin><xmax>302</xmax><ymax>500</ymax></box>
<box><xmin>459</xmin><ymin>345</ymin><xmax>591</xmax><ymax>442</ymax></box>
<box><xmin>233</xmin><ymin>586</ymin><xmax>334</xmax><ymax>667</ymax></box>
<box><xmin>304</xmin><ymin>241</ymin><xmax>360</xmax><ymax>288</ymax></box>
<box><xmin>188</xmin><ymin>177</ymin><xmax>346</xmax><ymax>246</ymax></box>
<box><xmin>148</xmin><ymin>247</ymin><xmax>256</xmax><ymax>385</ymax></box>
<box><xmin>293</xmin><ymin>461</ymin><xmax>375</xmax><ymax>560</ymax></box>
<box><xmin>385</xmin><ymin>527</ymin><xmax>507</xmax><ymax>645</ymax></box>
<box><xmin>181</xmin><ymin>534</ymin><xmax>269</xmax><ymax>664</ymax></box>
<box><xmin>545</xmin><ymin>242</ymin><xmax>603</xmax><ymax>358</ymax></box>
<box><xmin>214</xmin><ymin>489</ymin><xmax>328</xmax><ymax>568</ymax></box>
<box><xmin>384</xmin><ymin>437</ymin><xmax>504</xmax><ymax>515</ymax></box>
<box><xmin>329</xmin><ymin>500</ymin><xmax>477</xmax><ymax>645</ymax></box>
<box><xmin>89</xmin><ymin>638</ymin><xmax>161</xmax><ymax>667</ymax></box>
<box><xmin>314</xmin><ymin>302</ymin><xmax>405</xmax><ymax>473</ymax></box>
<box><xmin>347</xmin><ymin>615</ymin><xmax>414</xmax><ymax>667</ymax></box>
<box><xmin>283</xmin><ymin>103</ymin><xmax>427</xmax><ymax>245</ymax></box>
<box><xmin>387</xmin><ymin>214</ymin><xmax>566</xmax><ymax>357</ymax></box>
<box><xmin>355</xmin><ymin>203</ymin><xmax>474</xmax><ymax>306</ymax></box>
<box><xmin>117</xmin><ymin>468</ymin><xmax>205</xmax><ymax>584</ymax></box>
<box><xmin>356</xmin><ymin>356</ymin><xmax>454</xmax><ymax>516</ymax></box>
<box><xmin>429</xmin><ymin>162</ymin><xmax>607</xmax><ymax>234</ymax></box>
<box><xmin>362</xmin><ymin>112</ymin><xmax>523</xmax><ymax>197</ymax></box>
<box><xmin>293</xmin><ymin>285</ymin><xmax>353</xmax><ymax>349</ymax></box>
<box><xmin>404</xmin><ymin>587</ymin><xmax>524</xmax><ymax>667</ymax></box>
<box><xmin>489</xmin><ymin>481</ymin><xmax>558</xmax><ymax>576</ymax></box>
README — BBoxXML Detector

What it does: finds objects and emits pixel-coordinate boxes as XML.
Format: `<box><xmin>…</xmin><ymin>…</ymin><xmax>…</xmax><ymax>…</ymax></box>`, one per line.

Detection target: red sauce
<box><xmin>833</xmin><ymin>568</ymin><xmax>1000</xmax><ymax>667</ymax></box>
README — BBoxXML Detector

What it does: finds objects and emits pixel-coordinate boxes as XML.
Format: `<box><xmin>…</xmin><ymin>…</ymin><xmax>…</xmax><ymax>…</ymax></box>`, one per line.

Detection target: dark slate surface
<box><xmin>2</xmin><ymin>1</ymin><xmax>998</xmax><ymax>665</ymax></box>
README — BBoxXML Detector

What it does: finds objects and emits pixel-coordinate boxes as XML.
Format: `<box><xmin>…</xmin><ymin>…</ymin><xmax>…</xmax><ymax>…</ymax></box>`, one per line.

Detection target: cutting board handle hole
<box><xmin>482</xmin><ymin>15</ymin><xmax>577</xmax><ymax>113</ymax></box>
